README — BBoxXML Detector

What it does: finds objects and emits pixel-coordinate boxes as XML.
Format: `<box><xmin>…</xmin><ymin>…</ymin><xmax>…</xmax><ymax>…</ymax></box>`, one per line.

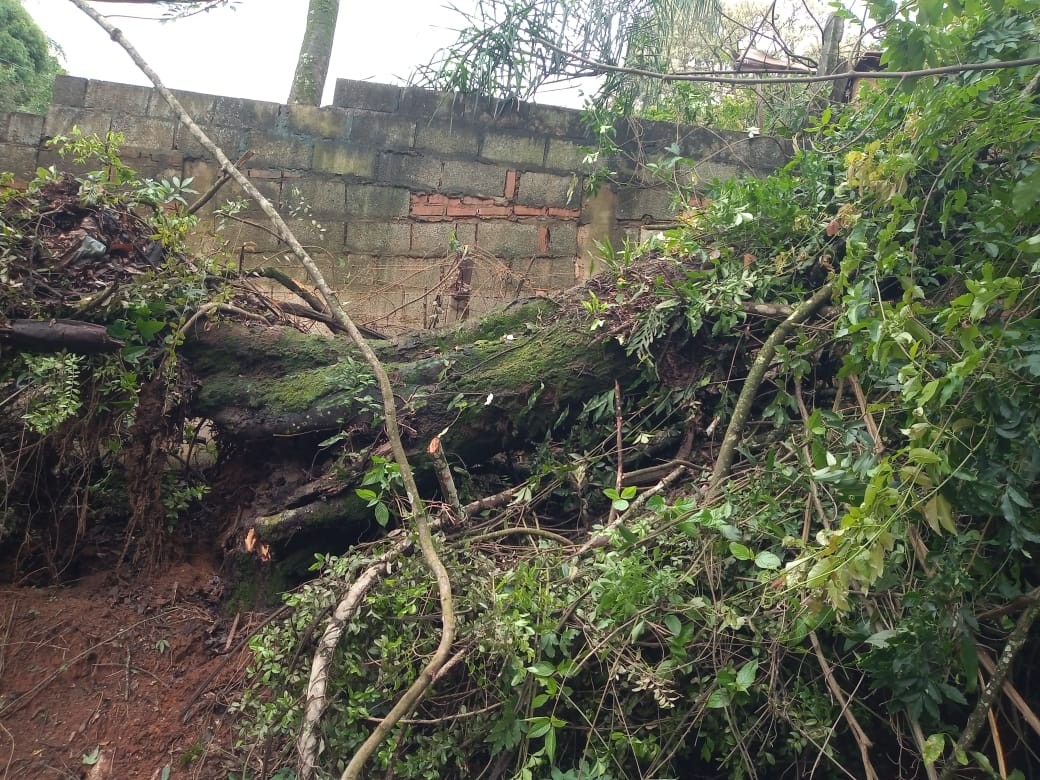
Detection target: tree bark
<box><xmin>287</xmin><ymin>0</ymin><xmax>339</xmax><ymax>105</ymax></box>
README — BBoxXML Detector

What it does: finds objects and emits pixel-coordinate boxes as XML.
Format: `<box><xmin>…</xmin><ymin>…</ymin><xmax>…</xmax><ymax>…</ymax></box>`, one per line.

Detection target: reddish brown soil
<box><xmin>0</xmin><ymin>561</ymin><xmax>260</xmax><ymax>779</ymax></box>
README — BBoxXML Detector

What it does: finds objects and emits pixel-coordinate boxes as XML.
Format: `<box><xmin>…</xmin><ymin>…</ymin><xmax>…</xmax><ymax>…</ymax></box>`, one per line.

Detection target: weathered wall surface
<box><xmin>0</xmin><ymin>75</ymin><xmax>790</xmax><ymax>331</ymax></box>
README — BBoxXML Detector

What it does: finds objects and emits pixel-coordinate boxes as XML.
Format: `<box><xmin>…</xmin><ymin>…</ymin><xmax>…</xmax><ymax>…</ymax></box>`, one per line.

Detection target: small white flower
<box><xmin>747</xmin><ymin>126</ymin><xmax>760</xmax><ymax>138</ymax></box>
<box><xmin>485</xmin><ymin>393</ymin><xmax>494</xmax><ymax>406</ymax></box>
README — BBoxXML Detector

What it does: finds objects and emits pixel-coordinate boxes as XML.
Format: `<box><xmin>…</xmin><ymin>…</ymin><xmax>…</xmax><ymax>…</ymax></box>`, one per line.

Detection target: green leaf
<box><xmin>81</xmin><ymin>746</ymin><xmax>101</xmax><ymax>766</ymax></box>
<box><xmin>729</xmin><ymin>542</ymin><xmax>753</xmax><ymax>560</ymax></box>
<box><xmin>664</xmin><ymin>614</ymin><xmax>682</xmax><ymax>636</ymax></box>
<box><xmin>908</xmin><ymin>447</ymin><xmax>942</xmax><ymax>465</ymax></box>
<box><xmin>355</xmin><ymin>488</ymin><xmax>378</xmax><ymax>501</ymax></box>
<box><xmin>735</xmin><ymin>659</ymin><xmax>758</xmax><ymax>690</ymax></box>
<box><xmin>922</xmin><ymin>733</ymin><xmax>945</xmax><ymax>764</ymax></box>
<box><xmin>706</xmin><ymin>688</ymin><xmax>730</xmax><ymax>709</ymax></box>
<box><xmin>527</xmin><ymin>717</ymin><xmax>552</xmax><ymax>739</ymax></box>
<box><xmin>528</xmin><ymin>661</ymin><xmax>555</xmax><ymax>678</ymax></box>
<box><xmin>374</xmin><ymin>502</ymin><xmax>390</xmax><ymax>526</ymax></box>
<box><xmin>754</xmin><ymin>551</ymin><xmax>781</xmax><ymax>570</ymax></box>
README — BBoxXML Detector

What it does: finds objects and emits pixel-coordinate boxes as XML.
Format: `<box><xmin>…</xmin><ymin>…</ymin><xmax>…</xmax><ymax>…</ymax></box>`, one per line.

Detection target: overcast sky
<box><xmin>22</xmin><ymin>0</ymin><xmax>587</xmax><ymax>107</ymax></box>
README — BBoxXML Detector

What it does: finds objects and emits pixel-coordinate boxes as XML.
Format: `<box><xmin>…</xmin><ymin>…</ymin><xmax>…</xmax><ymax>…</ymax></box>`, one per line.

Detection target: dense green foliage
<box><xmin>233</xmin><ymin>0</ymin><xmax>1040</xmax><ymax>776</ymax></box>
<box><xmin>0</xmin><ymin>0</ymin><xmax>61</xmax><ymax>114</ymax></box>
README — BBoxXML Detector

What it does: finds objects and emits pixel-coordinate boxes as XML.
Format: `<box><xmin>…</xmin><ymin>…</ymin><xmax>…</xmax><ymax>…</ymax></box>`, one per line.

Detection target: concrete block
<box><xmin>379</xmin><ymin>152</ymin><xmax>441</xmax><ymax>189</ymax></box>
<box><xmin>246</xmin><ymin>132</ymin><xmax>313</xmax><ymax>170</ymax></box>
<box><xmin>745</xmin><ymin>135</ymin><xmax>792</xmax><ymax>172</ymax></box>
<box><xmin>615</xmin><ymin>187</ymin><xmax>676</xmax><ymax>221</ymax></box>
<box><xmin>399</xmin><ymin>87</ymin><xmax>465</xmax><ymax>122</ymax></box>
<box><xmin>480</xmin><ymin>131</ymin><xmax>546</xmax><ymax>166</ymax></box>
<box><xmin>111</xmin><ymin>115</ymin><xmax>176</xmax><ymax>150</ymax></box>
<box><xmin>545</xmin><ymin>139</ymin><xmax>596</xmax><ymax>173</ymax></box>
<box><xmin>175</xmin><ymin>122</ymin><xmax>244</xmax><ymax>160</ymax></box>
<box><xmin>345</xmin><ymin>221</ymin><xmax>412</xmax><ymax>254</ymax></box>
<box><xmin>344</xmin><ymin>184</ymin><xmax>410</xmax><ymax>218</ymax></box>
<box><xmin>86</xmin><ymin>81</ymin><xmax>151</xmax><ymax>113</ymax></box>
<box><xmin>440</xmin><ymin>159</ymin><xmax>507</xmax><ymax>198</ymax></box>
<box><xmin>286</xmin><ymin>217</ymin><xmax>343</xmax><ymax>248</ymax></box>
<box><xmin>348</xmin><ymin>112</ymin><xmax>415</xmax><ymax>150</ymax></box>
<box><xmin>516</xmin><ymin>171</ymin><xmax>575</xmax><ymax>207</ymax></box>
<box><xmin>43</xmin><ymin>108</ymin><xmax>112</xmax><ymax>140</ymax></box>
<box><xmin>283</xmin><ymin>176</ymin><xmax>346</xmax><ymax>218</ymax></box>
<box><xmin>461</xmin><ymin>96</ymin><xmax>528</xmax><ymax>130</ymax></box>
<box><xmin>541</xmin><ymin>222</ymin><xmax>578</xmax><ymax>257</ymax></box>
<box><xmin>148</xmin><ymin>89</ymin><xmax>215</xmax><ymax>123</ymax></box>
<box><xmin>527</xmin><ymin>103</ymin><xmax>589</xmax><ymax>139</ymax></box>
<box><xmin>475</xmin><ymin>221</ymin><xmax>545</xmax><ymax>258</ymax></box>
<box><xmin>411</xmin><ymin>221</ymin><xmax>476</xmax><ymax>255</ymax></box>
<box><xmin>118</xmin><ymin>146</ymin><xmax>184</xmax><ymax>179</ymax></box>
<box><xmin>287</xmin><ymin>104</ymin><xmax>350</xmax><ymax>139</ymax></box>
<box><xmin>338</xmin><ymin>253</ymin><xmax>383</xmax><ymax>288</ymax></box>
<box><xmin>212</xmin><ymin>96</ymin><xmax>283</xmax><ymax>131</ymax></box>
<box><xmin>6</xmin><ymin>113</ymin><xmax>44</xmax><ymax>146</ymax></box>
<box><xmin>313</xmin><ymin>141</ymin><xmax>377</xmax><ymax>177</ymax></box>
<box><xmin>333</xmin><ymin>79</ymin><xmax>403</xmax><ymax>113</ymax></box>
<box><xmin>415</xmin><ymin>122</ymin><xmax>480</xmax><ymax>156</ymax></box>
<box><xmin>181</xmin><ymin>159</ymin><xmax>221</xmax><ymax>214</ymax></box>
<box><xmin>682</xmin><ymin>159</ymin><xmax>743</xmax><ymax>188</ymax></box>
<box><xmin>52</xmin><ymin>76</ymin><xmax>87</xmax><ymax>108</ymax></box>
<box><xmin>515</xmin><ymin>256</ymin><xmax>576</xmax><ymax>291</ymax></box>
<box><xmin>0</xmin><ymin>143</ymin><xmax>39</xmax><ymax>181</ymax></box>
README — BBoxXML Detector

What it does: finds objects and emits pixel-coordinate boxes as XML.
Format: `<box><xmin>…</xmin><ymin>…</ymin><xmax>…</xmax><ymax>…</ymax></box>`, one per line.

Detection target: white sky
<box><xmin>22</xmin><ymin>0</ymin><xmax>588</xmax><ymax>108</ymax></box>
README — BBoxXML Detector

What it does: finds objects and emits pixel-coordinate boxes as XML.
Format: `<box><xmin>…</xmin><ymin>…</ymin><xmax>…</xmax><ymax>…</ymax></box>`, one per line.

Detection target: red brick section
<box><xmin>409</xmin><ymin>184</ymin><xmax>581</xmax><ymax>222</ymax></box>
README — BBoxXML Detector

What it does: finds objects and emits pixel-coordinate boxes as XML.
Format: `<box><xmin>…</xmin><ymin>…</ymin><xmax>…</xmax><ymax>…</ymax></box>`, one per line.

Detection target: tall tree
<box><xmin>287</xmin><ymin>0</ymin><xmax>339</xmax><ymax>105</ymax></box>
<box><xmin>69</xmin><ymin>0</ymin><xmax>338</xmax><ymax>105</ymax></box>
<box><xmin>0</xmin><ymin>0</ymin><xmax>62</xmax><ymax>113</ymax></box>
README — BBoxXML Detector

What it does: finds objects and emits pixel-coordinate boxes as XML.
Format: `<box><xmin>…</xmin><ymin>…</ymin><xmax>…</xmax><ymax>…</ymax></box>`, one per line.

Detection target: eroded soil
<box><xmin>0</xmin><ymin>560</ymin><xmax>262</xmax><ymax>779</ymax></box>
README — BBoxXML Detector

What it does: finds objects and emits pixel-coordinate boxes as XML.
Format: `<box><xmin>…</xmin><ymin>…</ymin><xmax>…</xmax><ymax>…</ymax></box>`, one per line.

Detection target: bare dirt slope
<box><xmin>0</xmin><ymin>560</ymin><xmax>259</xmax><ymax>779</ymax></box>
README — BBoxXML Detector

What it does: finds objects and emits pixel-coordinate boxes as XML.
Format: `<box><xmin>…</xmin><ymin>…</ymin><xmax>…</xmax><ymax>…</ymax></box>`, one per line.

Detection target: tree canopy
<box><xmin>0</xmin><ymin>0</ymin><xmax>62</xmax><ymax>114</ymax></box>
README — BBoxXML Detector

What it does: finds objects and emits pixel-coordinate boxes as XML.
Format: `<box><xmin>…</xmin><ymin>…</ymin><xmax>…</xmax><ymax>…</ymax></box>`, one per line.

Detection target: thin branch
<box><xmin>706</xmin><ymin>283</ymin><xmax>833</xmax><ymax>500</ymax></box>
<box><xmin>428</xmin><ymin>436</ymin><xmax>465</xmax><ymax>522</ymax></box>
<box><xmin>535</xmin><ymin>37</ymin><xmax>1040</xmax><ymax>87</ymax></box>
<box><xmin>64</xmin><ymin>6</ymin><xmax>455</xmax><ymax>779</ymax></box>
<box><xmin>939</xmin><ymin>592</ymin><xmax>1040</xmax><ymax>780</ymax></box>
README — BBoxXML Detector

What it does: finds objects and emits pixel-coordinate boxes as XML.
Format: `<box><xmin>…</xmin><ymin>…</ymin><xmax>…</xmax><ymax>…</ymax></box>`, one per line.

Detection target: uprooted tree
<box><xmin>3</xmin><ymin>0</ymin><xmax>1040</xmax><ymax>777</ymax></box>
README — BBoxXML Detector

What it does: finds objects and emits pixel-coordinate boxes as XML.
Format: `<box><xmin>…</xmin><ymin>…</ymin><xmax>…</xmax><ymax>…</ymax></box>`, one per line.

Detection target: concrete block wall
<box><xmin>0</xmin><ymin>76</ymin><xmax>791</xmax><ymax>331</ymax></box>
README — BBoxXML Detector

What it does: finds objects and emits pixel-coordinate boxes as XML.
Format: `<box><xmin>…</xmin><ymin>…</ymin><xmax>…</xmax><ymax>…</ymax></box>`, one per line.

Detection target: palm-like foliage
<box><xmin>420</xmin><ymin>0</ymin><xmax>720</xmax><ymax>103</ymax></box>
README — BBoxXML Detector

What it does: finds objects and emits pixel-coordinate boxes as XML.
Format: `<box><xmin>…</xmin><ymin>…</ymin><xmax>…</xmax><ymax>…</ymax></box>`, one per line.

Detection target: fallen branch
<box><xmin>705</xmin><ymin>282</ymin><xmax>833</xmax><ymax>501</ymax></box>
<box><xmin>0</xmin><ymin>318</ymin><xmax>124</xmax><ymax>354</ymax></box>
<box><xmin>939</xmin><ymin>592</ymin><xmax>1040</xmax><ymax>779</ymax></box>
<box><xmin>65</xmin><ymin>6</ymin><xmax>456</xmax><ymax>779</ymax></box>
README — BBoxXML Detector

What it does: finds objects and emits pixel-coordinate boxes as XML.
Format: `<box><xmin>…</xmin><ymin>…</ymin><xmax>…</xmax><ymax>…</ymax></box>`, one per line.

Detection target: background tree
<box><xmin>0</xmin><ymin>0</ymin><xmax>62</xmax><ymax>113</ymax></box>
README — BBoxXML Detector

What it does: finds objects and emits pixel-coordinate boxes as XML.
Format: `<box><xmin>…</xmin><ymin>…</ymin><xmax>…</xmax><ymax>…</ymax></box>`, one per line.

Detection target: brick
<box><xmin>440</xmin><ymin>159</ymin><xmax>509</xmax><ymax>198</ymax></box>
<box><xmin>379</xmin><ymin>152</ymin><xmax>441</xmax><ymax>189</ymax></box>
<box><xmin>411</xmin><ymin>222</ymin><xmax>476</xmax><ymax>255</ymax></box>
<box><xmin>476</xmin><ymin>204</ymin><xmax>511</xmax><ymax>217</ymax></box>
<box><xmin>111</xmin><ymin>115</ymin><xmax>176</xmax><ymax>150</ymax></box>
<box><xmin>514</xmin><ymin>205</ymin><xmax>546</xmax><ymax>217</ymax></box>
<box><xmin>313</xmin><ymin>141</ymin><xmax>376</xmax><ymax>177</ymax></box>
<box><xmin>6</xmin><ymin>113</ymin><xmax>44</xmax><ymax>146</ymax></box>
<box><xmin>426</xmin><ymin>193</ymin><xmax>450</xmax><ymax>205</ymax></box>
<box><xmin>345</xmin><ymin>221</ymin><xmax>412</xmax><ymax>254</ymax></box>
<box><xmin>415</xmin><ymin>122</ymin><xmax>480</xmax><ymax>156</ymax></box>
<box><xmin>51</xmin><ymin>75</ymin><xmax>87</xmax><ymax>108</ymax></box>
<box><xmin>43</xmin><ymin>108</ymin><xmax>112</xmax><ymax>140</ymax></box>
<box><xmin>504</xmin><ymin>169</ymin><xmax>519</xmax><ymax>199</ymax></box>
<box><xmin>86</xmin><ymin>81</ymin><xmax>151</xmax><ymax>113</ymax></box>
<box><xmin>412</xmin><ymin>203</ymin><xmax>447</xmax><ymax>217</ymax></box>
<box><xmin>288</xmin><ymin>104</ymin><xmax>350</xmax><ymax>138</ymax></box>
<box><xmin>547</xmin><ymin>206</ymin><xmax>581</xmax><ymax>219</ymax></box>
<box><xmin>348</xmin><ymin>112</ymin><xmax>415</xmax><ymax>150</ymax></box>
<box><xmin>333</xmin><ymin>79</ymin><xmax>402</xmax><ymax>113</ymax></box>
<box><xmin>345</xmin><ymin>185</ymin><xmax>409</xmax><ymax>218</ymax></box>
<box><xmin>248</xmin><ymin>132</ymin><xmax>313</xmax><ymax>170</ymax></box>
<box><xmin>446</xmin><ymin>204</ymin><xmax>479</xmax><ymax>217</ymax></box>
<box><xmin>148</xmin><ymin>89</ymin><xmax>215</xmax><ymax>123</ymax></box>
<box><xmin>481</xmin><ymin>131</ymin><xmax>546</xmax><ymax>166</ymax></box>
<box><xmin>516</xmin><ymin>171</ymin><xmax>575</xmax><ymax>208</ymax></box>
